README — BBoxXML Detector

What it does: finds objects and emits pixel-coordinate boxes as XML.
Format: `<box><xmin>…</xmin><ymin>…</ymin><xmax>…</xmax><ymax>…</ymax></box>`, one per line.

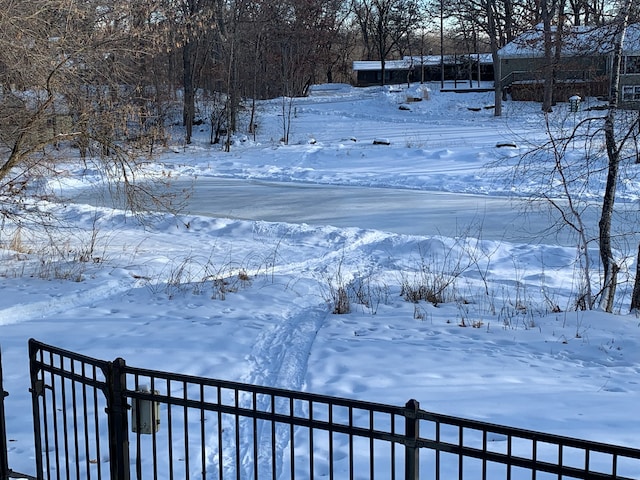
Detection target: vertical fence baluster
<box><xmin>329</xmin><ymin>404</ymin><xmax>334</xmax><ymax>480</ymax></box>
<box><xmin>557</xmin><ymin>443</ymin><xmax>563</xmax><ymax>480</ymax></box>
<box><xmin>458</xmin><ymin>425</ymin><xmax>463</xmax><ymax>480</ymax></box>
<box><xmin>369</xmin><ymin>409</ymin><xmax>374</xmax><ymax>480</ymax></box>
<box><xmin>152</xmin><ymin>376</ymin><xmax>159</xmax><ymax>480</ymax></box>
<box><xmin>252</xmin><ymin>391</ymin><xmax>258</xmax><ymax>480</ymax></box>
<box><xmin>348</xmin><ymin>406</ymin><xmax>354</xmax><ymax>480</ymax></box>
<box><xmin>289</xmin><ymin>397</ymin><xmax>295</xmax><ymax>479</ymax></box>
<box><xmin>251</xmin><ymin>392</ymin><xmax>259</xmax><ymax>480</ymax></box>
<box><xmin>271</xmin><ymin>394</ymin><xmax>276</xmax><ymax>480</ymax></box>
<box><xmin>309</xmin><ymin>401</ymin><xmax>314</xmax><ymax>480</ymax></box>
<box><xmin>183</xmin><ymin>381</ymin><xmax>190</xmax><ymax>480</ymax></box>
<box><xmin>200</xmin><ymin>383</ymin><xmax>205</xmax><ymax>480</ymax></box>
<box><xmin>70</xmin><ymin>360</ymin><xmax>80</xmax><ymax>480</ymax></box>
<box><xmin>531</xmin><ymin>439</ymin><xmax>537</xmax><ymax>480</ymax></box>
<box><xmin>583</xmin><ymin>447</ymin><xmax>589</xmax><ymax>477</ymax></box>
<box><xmin>92</xmin><ymin>365</ymin><xmax>102</xmax><ymax>480</ymax></box>
<box><xmin>50</xmin><ymin>352</ymin><xmax>61</xmax><ymax>480</ymax></box>
<box><xmin>390</xmin><ymin>411</ymin><xmax>396</xmax><ymax>480</ymax></box>
<box><xmin>81</xmin><ymin>363</ymin><xmax>91</xmax><ymax>480</ymax></box>
<box><xmin>435</xmin><ymin>420</ymin><xmax>440</xmax><ymax>480</ymax></box>
<box><xmin>216</xmin><ymin>386</ymin><xmax>222</xmax><ymax>480</ymax></box>
<box><xmin>60</xmin><ymin>358</ymin><xmax>71</xmax><ymax>479</ymax></box>
<box><xmin>482</xmin><ymin>430</ymin><xmax>487</xmax><ymax>480</ymax></box>
<box><xmin>235</xmin><ymin>389</ymin><xmax>240</xmax><ymax>480</ymax></box>
<box><xmin>134</xmin><ymin>374</ymin><xmax>142</xmax><ymax>480</ymax></box>
<box><xmin>167</xmin><ymin>380</ymin><xmax>174</xmax><ymax>480</ymax></box>
<box><xmin>506</xmin><ymin>434</ymin><xmax>512</xmax><ymax>480</ymax></box>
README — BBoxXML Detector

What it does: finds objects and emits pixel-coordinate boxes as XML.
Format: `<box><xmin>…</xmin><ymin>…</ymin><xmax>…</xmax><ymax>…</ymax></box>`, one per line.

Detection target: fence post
<box><xmin>106</xmin><ymin>358</ymin><xmax>130</xmax><ymax>480</ymax></box>
<box><xmin>404</xmin><ymin>399</ymin><xmax>420</xmax><ymax>480</ymax></box>
<box><xmin>0</xmin><ymin>349</ymin><xmax>9</xmax><ymax>480</ymax></box>
<box><xmin>28</xmin><ymin>340</ymin><xmax>44</xmax><ymax>480</ymax></box>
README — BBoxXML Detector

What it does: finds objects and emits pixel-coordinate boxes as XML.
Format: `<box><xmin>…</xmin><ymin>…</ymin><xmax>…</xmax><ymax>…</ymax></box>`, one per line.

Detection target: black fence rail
<box><xmin>23</xmin><ymin>338</ymin><xmax>640</xmax><ymax>479</ymax></box>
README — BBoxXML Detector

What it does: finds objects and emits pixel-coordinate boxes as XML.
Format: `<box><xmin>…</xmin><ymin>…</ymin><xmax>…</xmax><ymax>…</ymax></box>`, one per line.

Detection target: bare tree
<box><xmin>0</xmin><ymin>0</ymin><xmax>173</xmax><ymax>223</ymax></box>
<box><xmin>353</xmin><ymin>0</ymin><xmax>422</xmax><ymax>85</ymax></box>
<box><xmin>159</xmin><ymin>0</ymin><xmax>224</xmax><ymax>144</ymax></box>
<box><xmin>441</xmin><ymin>0</ymin><xmax>528</xmax><ymax>117</ymax></box>
<box><xmin>600</xmin><ymin>0</ymin><xmax>633</xmax><ymax>312</ymax></box>
<box><xmin>501</xmin><ymin>6</ymin><xmax>640</xmax><ymax>313</ymax></box>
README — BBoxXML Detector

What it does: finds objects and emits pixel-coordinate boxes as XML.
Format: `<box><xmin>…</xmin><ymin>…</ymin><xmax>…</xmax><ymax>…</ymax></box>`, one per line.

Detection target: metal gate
<box><xmin>14</xmin><ymin>338</ymin><xmax>640</xmax><ymax>479</ymax></box>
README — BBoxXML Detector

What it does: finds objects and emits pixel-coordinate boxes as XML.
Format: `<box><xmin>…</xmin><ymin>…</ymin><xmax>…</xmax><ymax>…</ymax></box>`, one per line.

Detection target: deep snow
<box><xmin>1</xmin><ymin>82</ymin><xmax>639</xmax><ymax>477</ymax></box>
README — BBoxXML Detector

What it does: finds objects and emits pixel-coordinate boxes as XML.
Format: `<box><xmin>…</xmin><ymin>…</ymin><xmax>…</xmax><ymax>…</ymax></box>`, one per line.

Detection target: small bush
<box><xmin>399</xmin><ymin>242</ymin><xmax>468</xmax><ymax>306</ymax></box>
<box><xmin>332</xmin><ymin>286</ymin><xmax>350</xmax><ymax>314</ymax></box>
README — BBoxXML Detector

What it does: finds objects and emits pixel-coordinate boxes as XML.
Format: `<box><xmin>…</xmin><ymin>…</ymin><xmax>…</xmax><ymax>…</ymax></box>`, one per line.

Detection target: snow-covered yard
<box><xmin>1</xmin><ymin>83</ymin><xmax>639</xmax><ymax>477</ymax></box>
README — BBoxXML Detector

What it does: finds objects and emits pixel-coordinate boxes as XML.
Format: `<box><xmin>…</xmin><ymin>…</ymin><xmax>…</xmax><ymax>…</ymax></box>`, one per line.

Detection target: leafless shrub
<box><xmin>211</xmin><ymin>270</ymin><xmax>253</xmax><ymax>301</ymax></box>
<box><xmin>318</xmin><ymin>258</ymin><xmax>390</xmax><ymax>315</ymax></box>
<box><xmin>399</xmin><ymin>242</ymin><xmax>468</xmax><ymax>306</ymax></box>
<box><xmin>146</xmin><ymin>249</ymin><xmax>253</xmax><ymax>301</ymax></box>
<box><xmin>319</xmin><ymin>257</ymin><xmax>351</xmax><ymax>315</ymax></box>
<box><xmin>332</xmin><ymin>285</ymin><xmax>351</xmax><ymax>314</ymax></box>
<box><xmin>348</xmin><ymin>274</ymin><xmax>389</xmax><ymax>315</ymax></box>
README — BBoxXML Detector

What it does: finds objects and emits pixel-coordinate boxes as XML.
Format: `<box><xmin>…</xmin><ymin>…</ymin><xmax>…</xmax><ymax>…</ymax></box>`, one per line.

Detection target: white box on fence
<box><xmin>131</xmin><ymin>388</ymin><xmax>160</xmax><ymax>434</ymax></box>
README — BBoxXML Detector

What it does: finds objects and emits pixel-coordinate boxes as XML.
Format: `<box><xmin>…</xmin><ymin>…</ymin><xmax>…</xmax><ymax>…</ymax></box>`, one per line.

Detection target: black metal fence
<box><xmin>12</xmin><ymin>338</ymin><xmax>640</xmax><ymax>479</ymax></box>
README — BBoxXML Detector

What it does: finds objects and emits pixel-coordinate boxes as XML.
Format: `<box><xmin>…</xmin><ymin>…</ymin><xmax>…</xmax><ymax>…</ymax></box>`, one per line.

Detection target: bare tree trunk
<box><xmin>484</xmin><ymin>0</ymin><xmax>502</xmax><ymax>116</ymax></box>
<box><xmin>182</xmin><ymin>39</ymin><xmax>196</xmax><ymax>145</ymax></box>
<box><xmin>541</xmin><ymin>0</ymin><xmax>556</xmax><ymax>113</ymax></box>
<box><xmin>503</xmin><ymin>0</ymin><xmax>514</xmax><ymax>43</ymax></box>
<box><xmin>224</xmin><ymin>35</ymin><xmax>235</xmax><ymax>152</ymax></box>
<box><xmin>600</xmin><ymin>0</ymin><xmax>632</xmax><ymax>312</ymax></box>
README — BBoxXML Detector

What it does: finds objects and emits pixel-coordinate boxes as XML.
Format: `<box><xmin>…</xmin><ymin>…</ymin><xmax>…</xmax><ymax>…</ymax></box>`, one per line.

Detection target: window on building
<box><xmin>622</xmin><ymin>85</ymin><xmax>640</xmax><ymax>101</ymax></box>
<box><xmin>624</xmin><ymin>56</ymin><xmax>640</xmax><ymax>74</ymax></box>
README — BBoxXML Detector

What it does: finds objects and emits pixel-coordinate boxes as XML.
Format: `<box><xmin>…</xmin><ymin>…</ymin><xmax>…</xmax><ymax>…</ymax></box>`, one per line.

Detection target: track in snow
<box><xmin>211</xmin><ymin>306</ymin><xmax>328</xmax><ymax>479</ymax></box>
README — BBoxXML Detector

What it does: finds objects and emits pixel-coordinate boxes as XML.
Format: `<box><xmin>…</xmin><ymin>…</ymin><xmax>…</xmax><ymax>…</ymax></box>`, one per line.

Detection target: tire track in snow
<box><xmin>213</xmin><ymin>305</ymin><xmax>328</xmax><ymax>479</ymax></box>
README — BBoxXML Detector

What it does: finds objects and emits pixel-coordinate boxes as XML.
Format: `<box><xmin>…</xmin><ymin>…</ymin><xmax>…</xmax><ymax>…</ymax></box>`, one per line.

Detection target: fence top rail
<box><xmin>29</xmin><ymin>338</ymin><xmax>110</xmax><ymax>371</ymax></box>
<box><xmin>417</xmin><ymin>409</ymin><xmax>640</xmax><ymax>458</ymax></box>
<box><xmin>122</xmin><ymin>362</ymin><xmax>407</xmax><ymax>416</ymax></box>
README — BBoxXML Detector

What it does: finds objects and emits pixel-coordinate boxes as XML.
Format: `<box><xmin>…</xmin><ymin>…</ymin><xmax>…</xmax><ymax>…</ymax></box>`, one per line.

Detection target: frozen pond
<box><xmin>73</xmin><ymin>177</ymin><xmax>620</xmax><ymax>246</ymax></box>
<box><xmin>161</xmin><ymin>178</ymin><xmax>579</xmax><ymax>245</ymax></box>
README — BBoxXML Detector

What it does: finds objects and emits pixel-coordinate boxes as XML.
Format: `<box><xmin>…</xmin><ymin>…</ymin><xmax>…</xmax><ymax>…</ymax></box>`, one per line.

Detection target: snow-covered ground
<box><xmin>1</xmin><ymin>83</ymin><xmax>640</xmax><ymax>477</ymax></box>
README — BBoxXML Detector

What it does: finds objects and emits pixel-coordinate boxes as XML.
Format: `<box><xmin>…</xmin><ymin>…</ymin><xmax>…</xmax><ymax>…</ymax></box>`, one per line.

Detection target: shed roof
<box><xmin>353</xmin><ymin>54</ymin><xmax>493</xmax><ymax>72</ymax></box>
<box><xmin>352</xmin><ymin>59</ymin><xmax>413</xmax><ymax>71</ymax></box>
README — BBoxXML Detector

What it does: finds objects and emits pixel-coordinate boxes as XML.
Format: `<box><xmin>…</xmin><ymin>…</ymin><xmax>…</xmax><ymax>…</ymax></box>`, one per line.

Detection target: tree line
<box><xmin>0</xmin><ymin>0</ymin><xmax>632</xmax><ymax>148</ymax></box>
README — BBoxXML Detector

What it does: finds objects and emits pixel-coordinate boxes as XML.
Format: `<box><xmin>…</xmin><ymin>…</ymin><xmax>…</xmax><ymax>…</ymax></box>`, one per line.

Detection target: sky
<box><xmin>1</xmin><ymin>82</ymin><xmax>640</xmax><ymax>478</ymax></box>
